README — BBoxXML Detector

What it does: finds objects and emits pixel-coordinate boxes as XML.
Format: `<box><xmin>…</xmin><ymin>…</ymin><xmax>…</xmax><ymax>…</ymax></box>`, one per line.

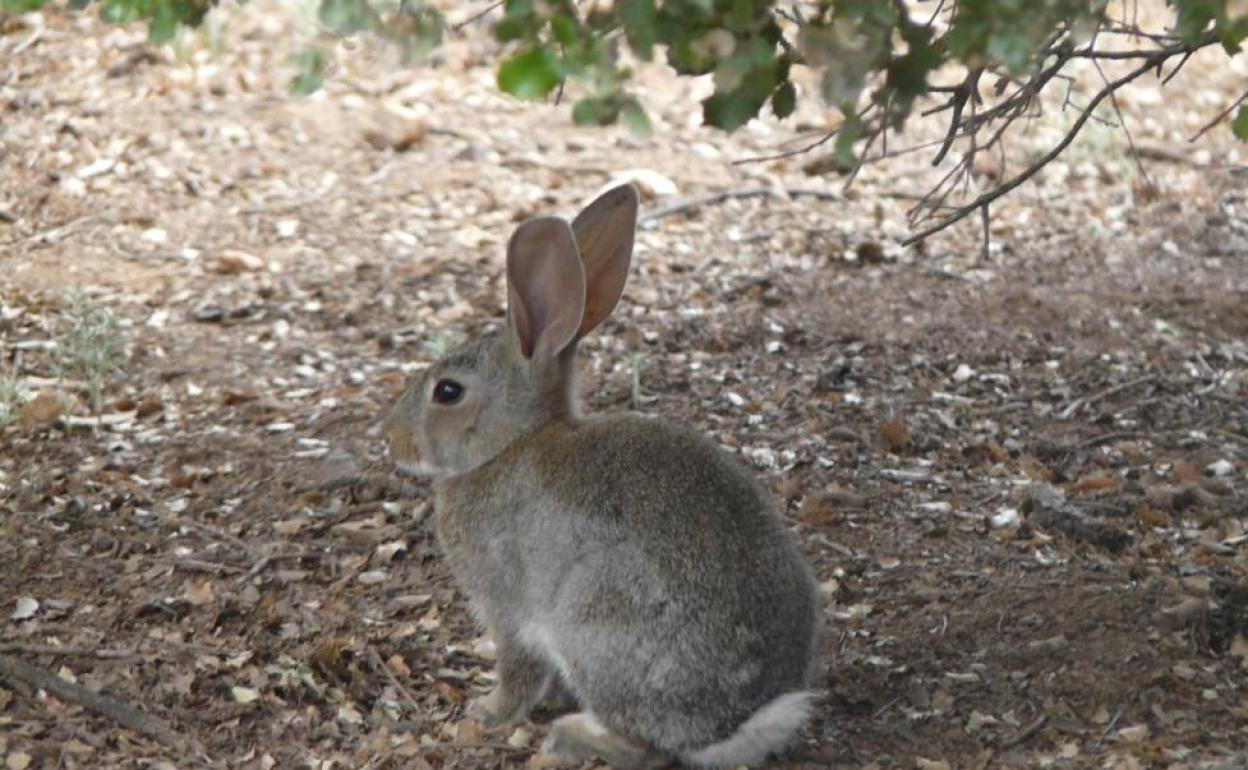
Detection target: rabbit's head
<box><xmin>382</xmin><ymin>185</ymin><xmax>639</xmax><ymax>478</ymax></box>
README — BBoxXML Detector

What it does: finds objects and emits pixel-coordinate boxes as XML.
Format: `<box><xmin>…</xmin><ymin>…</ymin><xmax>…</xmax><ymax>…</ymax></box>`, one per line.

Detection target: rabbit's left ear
<box><xmin>506</xmin><ymin>217</ymin><xmax>587</xmax><ymax>362</ymax></box>
<box><xmin>571</xmin><ymin>184</ymin><xmax>638</xmax><ymax>339</ymax></box>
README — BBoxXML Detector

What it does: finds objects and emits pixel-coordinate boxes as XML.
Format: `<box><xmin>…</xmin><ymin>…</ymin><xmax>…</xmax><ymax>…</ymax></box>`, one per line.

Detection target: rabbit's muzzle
<box><xmin>380</xmin><ymin>408</ymin><xmax>422</xmax><ymax>470</ymax></box>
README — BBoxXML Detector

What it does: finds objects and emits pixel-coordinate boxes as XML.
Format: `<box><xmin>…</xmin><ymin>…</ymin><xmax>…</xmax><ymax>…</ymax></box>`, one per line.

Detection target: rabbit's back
<box><xmin>436</xmin><ymin>415</ymin><xmax>818</xmax><ymax>752</ymax></box>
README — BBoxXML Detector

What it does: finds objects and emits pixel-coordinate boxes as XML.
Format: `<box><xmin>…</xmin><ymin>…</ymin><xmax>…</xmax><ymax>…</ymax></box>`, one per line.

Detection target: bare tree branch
<box><xmin>902</xmin><ymin>40</ymin><xmax>1212</xmax><ymax>247</ymax></box>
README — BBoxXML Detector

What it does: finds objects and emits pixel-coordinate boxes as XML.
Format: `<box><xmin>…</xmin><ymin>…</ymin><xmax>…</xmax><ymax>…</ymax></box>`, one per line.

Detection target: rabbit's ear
<box><xmin>571</xmin><ymin>184</ymin><xmax>638</xmax><ymax>338</ymax></box>
<box><xmin>506</xmin><ymin>217</ymin><xmax>587</xmax><ymax>361</ymax></box>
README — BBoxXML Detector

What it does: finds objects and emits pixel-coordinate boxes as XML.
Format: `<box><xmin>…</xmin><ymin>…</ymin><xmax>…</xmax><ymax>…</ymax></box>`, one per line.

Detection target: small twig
<box><xmin>731</xmin><ymin>128</ymin><xmax>840</xmax><ymax>166</ymax></box>
<box><xmin>1058</xmin><ymin>374</ymin><xmax>1159</xmax><ymax>420</ymax></box>
<box><xmin>872</xmin><ymin>694</ymin><xmax>904</xmax><ymax>719</ymax></box>
<box><xmin>1189</xmin><ymin>88</ymin><xmax>1248</xmax><ymax>143</ymax></box>
<box><xmin>979</xmin><ymin>203</ymin><xmax>990</xmax><ymax>260</ymax></box>
<box><xmin>0</xmin><ymin>653</ymin><xmax>192</xmax><ymax>749</ymax></box>
<box><xmin>1093</xmin><ymin>709</ymin><xmax>1122</xmax><ymax>749</ymax></box>
<box><xmin>367</xmin><ymin>646</ymin><xmax>423</xmax><ymax>718</ymax></box>
<box><xmin>932</xmin><ymin>68</ymin><xmax>982</xmax><ymax>166</ymax></box>
<box><xmin>903</xmin><ymin>37</ymin><xmax>1215</xmax><ymax>247</ymax></box>
<box><xmin>178</xmin><ymin>519</ymin><xmax>256</xmax><ymax>556</ymax></box>
<box><xmin>20</xmin><ymin>211</ymin><xmax>111</xmax><ymax>247</ymax></box>
<box><xmin>235</xmin><ymin>551</ymin><xmax>317</xmax><ymax>586</ymax></box>
<box><xmin>1216</xmin><ymin>428</ymin><xmax>1248</xmax><ymax>447</ymax></box>
<box><xmin>639</xmin><ymin>187</ymin><xmax>840</xmax><ymax>227</ymax></box>
<box><xmin>732</xmin><ymin>104</ymin><xmax>878</xmax><ymax>167</ymax></box>
<box><xmin>0</xmin><ymin>643</ymin><xmax>139</xmax><ymax>662</ymax></box>
<box><xmin>999</xmin><ymin>714</ymin><xmax>1048</xmax><ymax>749</ymax></box>
<box><xmin>450</xmin><ymin>1</ymin><xmax>503</xmax><ymax>32</ymax></box>
<box><xmin>170</xmin><ymin>558</ymin><xmax>245</xmax><ymax>575</ymax></box>
<box><xmin>12</xmin><ymin>26</ymin><xmax>43</xmax><ymax>56</ymax></box>
<box><xmin>1091</xmin><ymin>58</ymin><xmax>1154</xmax><ymax>192</ymax></box>
<box><xmin>1071</xmin><ymin>431</ymin><xmax>1146</xmax><ymax>451</ymax></box>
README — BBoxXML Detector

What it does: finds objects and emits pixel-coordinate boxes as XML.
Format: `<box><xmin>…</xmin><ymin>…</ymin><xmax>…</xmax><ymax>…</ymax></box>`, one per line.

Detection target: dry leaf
<box><xmin>11</xmin><ymin>596</ymin><xmax>39</xmax><ymax>621</ymax></box>
<box><xmin>20</xmin><ymin>391</ymin><xmax>61</xmax><ymax>427</ymax></box>
<box><xmin>388</xmin><ymin>654</ymin><xmax>411</xmax><ymax>677</ymax></box>
<box><xmin>214</xmin><ymin>249</ymin><xmax>264</xmax><ymax>274</ymax></box>
<box><xmin>796</xmin><ymin>494</ymin><xmax>842</xmax><ymax>526</ymax></box>
<box><xmin>965</xmin><ymin>710</ymin><xmax>998</xmax><ymax>733</ymax></box>
<box><xmin>231</xmin><ymin>686</ymin><xmax>259</xmax><ymax>703</ymax></box>
<box><xmin>1070</xmin><ymin>475</ymin><xmax>1117</xmax><ymax>495</ymax></box>
<box><xmin>1172</xmin><ymin>459</ymin><xmax>1202</xmax><ymax>484</ymax></box>
<box><xmin>183</xmin><ymin>580</ymin><xmax>217</xmax><ymax>606</ymax></box>
<box><xmin>5</xmin><ymin>752</ymin><xmax>32</xmax><ymax>770</ymax></box>
<box><xmin>1115</xmin><ymin>724</ymin><xmax>1149</xmax><ymax>743</ymax></box>
<box><xmin>1230</xmin><ymin>635</ymin><xmax>1248</xmax><ymax>669</ymax></box>
<box><xmin>878</xmin><ymin>420</ymin><xmax>912</xmax><ymax>453</ymax></box>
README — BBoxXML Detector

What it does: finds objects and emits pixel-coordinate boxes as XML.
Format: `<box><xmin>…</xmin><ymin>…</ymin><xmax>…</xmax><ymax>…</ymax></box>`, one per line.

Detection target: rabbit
<box><xmin>381</xmin><ymin>184</ymin><xmax>820</xmax><ymax>769</ymax></box>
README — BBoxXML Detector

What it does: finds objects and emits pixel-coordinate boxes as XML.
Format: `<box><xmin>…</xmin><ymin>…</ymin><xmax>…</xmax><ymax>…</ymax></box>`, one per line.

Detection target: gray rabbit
<box><xmin>382</xmin><ymin>185</ymin><xmax>819</xmax><ymax>768</ymax></box>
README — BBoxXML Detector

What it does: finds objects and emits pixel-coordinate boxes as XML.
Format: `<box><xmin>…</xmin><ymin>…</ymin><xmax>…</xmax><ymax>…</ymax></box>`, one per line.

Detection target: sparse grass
<box><xmin>422</xmin><ymin>330</ymin><xmax>462</xmax><ymax>359</ymax></box>
<box><xmin>627</xmin><ymin>351</ymin><xmax>650</xmax><ymax>407</ymax></box>
<box><xmin>57</xmin><ymin>293</ymin><xmax>128</xmax><ymax>416</ymax></box>
<box><xmin>0</xmin><ymin>371</ymin><xmax>21</xmax><ymax>428</ymax></box>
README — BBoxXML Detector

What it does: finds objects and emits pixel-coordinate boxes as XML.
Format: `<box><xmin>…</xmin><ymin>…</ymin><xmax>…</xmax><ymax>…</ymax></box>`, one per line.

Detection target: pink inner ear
<box><xmin>571</xmin><ymin>184</ymin><xmax>638</xmax><ymax>339</ymax></box>
<box><xmin>506</xmin><ymin>217</ymin><xmax>587</xmax><ymax>361</ymax></box>
<box><xmin>507</xmin><ymin>283</ymin><xmax>535</xmax><ymax>358</ymax></box>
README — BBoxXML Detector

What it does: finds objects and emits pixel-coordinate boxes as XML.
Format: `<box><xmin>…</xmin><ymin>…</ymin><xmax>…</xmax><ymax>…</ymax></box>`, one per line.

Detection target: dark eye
<box><xmin>432</xmin><ymin>379</ymin><xmax>464</xmax><ymax>405</ymax></box>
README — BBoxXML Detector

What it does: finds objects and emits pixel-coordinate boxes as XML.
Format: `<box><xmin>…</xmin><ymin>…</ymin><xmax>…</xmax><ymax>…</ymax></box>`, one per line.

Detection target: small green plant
<box><xmin>57</xmin><ymin>293</ymin><xmax>128</xmax><ymax>416</ymax></box>
<box><xmin>627</xmin><ymin>351</ymin><xmax>650</xmax><ymax>407</ymax></box>
<box><xmin>422</xmin><ymin>330</ymin><xmax>462</xmax><ymax>359</ymax></box>
<box><xmin>0</xmin><ymin>371</ymin><xmax>21</xmax><ymax>427</ymax></box>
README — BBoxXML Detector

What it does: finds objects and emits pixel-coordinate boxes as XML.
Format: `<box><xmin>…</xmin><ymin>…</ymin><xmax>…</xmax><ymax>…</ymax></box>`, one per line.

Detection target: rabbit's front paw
<box><xmin>465</xmin><ymin>690</ymin><xmax>511</xmax><ymax>726</ymax></box>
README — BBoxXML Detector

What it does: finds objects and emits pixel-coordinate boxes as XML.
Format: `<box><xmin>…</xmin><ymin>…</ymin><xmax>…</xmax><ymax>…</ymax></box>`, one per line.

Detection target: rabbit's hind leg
<box><xmin>539</xmin><ymin>712</ymin><xmax>670</xmax><ymax>770</ymax></box>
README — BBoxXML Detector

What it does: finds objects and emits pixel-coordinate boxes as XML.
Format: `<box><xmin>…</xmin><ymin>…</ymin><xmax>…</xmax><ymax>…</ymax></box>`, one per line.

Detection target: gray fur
<box><xmin>381</xmin><ymin>186</ymin><xmax>819</xmax><ymax>768</ymax></box>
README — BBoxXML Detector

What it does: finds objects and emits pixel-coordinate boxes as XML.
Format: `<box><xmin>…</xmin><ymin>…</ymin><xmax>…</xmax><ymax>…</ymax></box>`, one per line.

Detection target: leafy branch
<box><xmin>4</xmin><ymin>0</ymin><xmax>1247</xmax><ymax>246</ymax></box>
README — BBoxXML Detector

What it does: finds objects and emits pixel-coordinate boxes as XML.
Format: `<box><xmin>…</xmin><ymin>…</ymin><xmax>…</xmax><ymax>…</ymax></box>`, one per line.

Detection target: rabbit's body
<box><xmin>435</xmin><ymin>413</ymin><xmax>817</xmax><ymax>760</ymax></box>
<box><xmin>383</xmin><ymin>186</ymin><xmax>820</xmax><ymax>768</ymax></box>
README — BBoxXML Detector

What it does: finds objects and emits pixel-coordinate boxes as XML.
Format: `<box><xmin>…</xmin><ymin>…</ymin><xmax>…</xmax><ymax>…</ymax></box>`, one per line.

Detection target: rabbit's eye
<box><xmin>432</xmin><ymin>379</ymin><xmax>465</xmax><ymax>405</ymax></box>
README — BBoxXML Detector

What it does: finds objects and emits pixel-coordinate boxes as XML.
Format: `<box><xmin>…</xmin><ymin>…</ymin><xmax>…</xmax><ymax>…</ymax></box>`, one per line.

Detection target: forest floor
<box><xmin>1</xmin><ymin>3</ymin><xmax>1247</xmax><ymax>769</ymax></box>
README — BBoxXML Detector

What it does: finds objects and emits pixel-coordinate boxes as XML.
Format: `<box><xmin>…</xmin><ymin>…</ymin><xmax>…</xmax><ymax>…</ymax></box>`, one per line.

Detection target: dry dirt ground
<box><xmin>2</xmin><ymin>3</ymin><xmax>1248</xmax><ymax>769</ymax></box>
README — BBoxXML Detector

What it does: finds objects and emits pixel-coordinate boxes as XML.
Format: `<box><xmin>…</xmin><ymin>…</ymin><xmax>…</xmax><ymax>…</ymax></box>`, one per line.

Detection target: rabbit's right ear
<box><xmin>571</xmin><ymin>184</ymin><xmax>638</xmax><ymax>339</ymax></box>
<box><xmin>506</xmin><ymin>217</ymin><xmax>587</xmax><ymax>362</ymax></box>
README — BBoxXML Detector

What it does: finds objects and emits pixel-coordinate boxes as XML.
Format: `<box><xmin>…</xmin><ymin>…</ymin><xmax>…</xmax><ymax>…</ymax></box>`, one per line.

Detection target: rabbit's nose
<box><xmin>380</xmin><ymin>412</ymin><xmax>421</xmax><ymax>465</ymax></box>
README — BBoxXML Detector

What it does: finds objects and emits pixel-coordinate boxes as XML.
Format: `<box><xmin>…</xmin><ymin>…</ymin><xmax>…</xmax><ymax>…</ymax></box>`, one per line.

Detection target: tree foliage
<box><xmin>5</xmin><ymin>0</ymin><xmax>1247</xmax><ymax>239</ymax></box>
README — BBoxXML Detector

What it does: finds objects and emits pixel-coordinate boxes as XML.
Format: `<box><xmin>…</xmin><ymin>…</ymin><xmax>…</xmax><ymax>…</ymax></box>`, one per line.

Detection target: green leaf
<box><xmin>497</xmin><ymin>46</ymin><xmax>563</xmax><ymax>100</ymax></box>
<box><xmin>2</xmin><ymin>0</ymin><xmax>48</xmax><ymax>11</ymax></box>
<box><xmin>99</xmin><ymin>0</ymin><xmax>138</xmax><ymax>23</ymax></box>
<box><xmin>704</xmin><ymin>65</ymin><xmax>776</xmax><ymax>132</ymax></box>
<box><xmin>149</xmin><ymin>3</ymin><xmax>180</xmax><ymax>44</ymax></box>
<box><xmin>572</xmin><ymin>96</ymin><xmax>618</xmax><ymax>126</ymax></box>
<box><xmin>290</xmin><ymin>47</ymin><xmax>328</xmax><ymax>96</ymax></box>
<box><xmin>1233</xmin><ymin>105</ymin><xmax>1248</xmax><ymax>140</ymax></box>
<box><xmin>550</xmin><ymin>15</ymin><xmax>579</xmax><ymax>47</ymax></box>
<box><xmin>886</xmin><ymin>41</ymin><xmax>940</xmax><ymax>102</ymax></box>
<box><xmin>620</xmin><ymin>0</ymin><xmax>657</xmax><ymax>60</ymax></box>
<box><xmin>620</xmin><ymin>97</ymin><xmax>652</xmax><ymax>136</ymax></box>
<box><xmin>503</xmin><ymin>0</ymin><xmax>534</xmax><ymax>17</ymax></box>
<box><xmin>319</xmin><ymin>0</ymin><xmax>375</xmax><ymax>34</ymax></box>
<box><xmin>772</xmin><ymin>80</ymin><xmax>796</xmax><ymax>119</ymax></box>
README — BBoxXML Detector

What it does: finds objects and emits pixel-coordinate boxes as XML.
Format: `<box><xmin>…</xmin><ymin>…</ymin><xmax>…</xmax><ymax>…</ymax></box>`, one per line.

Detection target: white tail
<box><xmin>678</xmin><ymin>691</ymin><xmax>816</xmax><ymax>769</ymax></box>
